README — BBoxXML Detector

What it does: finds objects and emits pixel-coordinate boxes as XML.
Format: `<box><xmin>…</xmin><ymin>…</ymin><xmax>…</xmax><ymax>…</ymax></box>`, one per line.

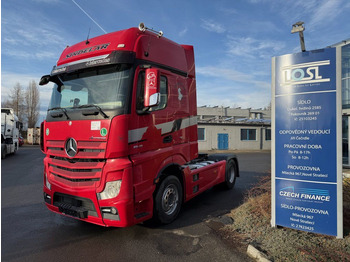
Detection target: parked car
<box><xmin>19</xmin><ymin>136</ymin><xmax>24</xmax><ymax>147</ymax></box>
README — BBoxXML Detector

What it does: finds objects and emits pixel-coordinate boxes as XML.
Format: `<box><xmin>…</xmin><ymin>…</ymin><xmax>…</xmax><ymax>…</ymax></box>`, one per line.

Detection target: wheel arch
<box><xmin>154</xmin><ymin>163</ymin><xmax>185</xmax><ymax>201</ymax></box>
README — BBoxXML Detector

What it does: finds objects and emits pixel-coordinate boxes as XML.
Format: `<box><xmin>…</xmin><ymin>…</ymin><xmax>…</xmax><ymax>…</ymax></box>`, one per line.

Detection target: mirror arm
<box><xmin>136</xmin><ymin>107</ymin><xmax>150</xmax><ymax>115</ymax></box>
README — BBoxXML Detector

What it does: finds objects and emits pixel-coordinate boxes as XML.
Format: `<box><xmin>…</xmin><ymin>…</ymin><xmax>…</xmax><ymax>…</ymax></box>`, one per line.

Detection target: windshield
<box><xmin>49</xmin><ymin>64</ymin><xmax>132</xmax><ymax>111</ymax></box>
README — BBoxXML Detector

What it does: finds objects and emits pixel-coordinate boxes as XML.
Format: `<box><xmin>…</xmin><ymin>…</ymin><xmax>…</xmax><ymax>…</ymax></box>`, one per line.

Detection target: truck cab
<box><xmin>1</xmin><ymin>108</ymin><xmax>20</xmax><ymax>159</ymax></box>
<box><xmin>40</xmin><ymin>25</ymin><xmax>238</xmax><ymax>227</ymax></box>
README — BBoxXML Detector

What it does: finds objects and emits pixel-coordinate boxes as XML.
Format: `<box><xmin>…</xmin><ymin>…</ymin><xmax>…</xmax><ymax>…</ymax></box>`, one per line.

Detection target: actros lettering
<box><xmin>281</xmin><ymin>60</ymin><xmax>330</xmax><ymax>86</ymax></box>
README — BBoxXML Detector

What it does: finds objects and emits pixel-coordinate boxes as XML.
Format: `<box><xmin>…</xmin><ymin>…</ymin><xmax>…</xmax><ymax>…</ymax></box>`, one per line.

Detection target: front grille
<box><xmin>48</xmin><ymin>147</ymin><xmax>63</xmax><ymax>151</ymax></box>
<box><xmin>79</xmin><ymin>149</ymin><xmax>104</xmax><ymax>152</ymax></box>
<box><xmin>52</xmin><ymin>172</ymin><xmax>100</xmax><ymax>182</ymax></box>
<box><xmin>50</xmin><ymin>156</ymin><xmax>105</xmax><ymax>163</ymax></box>
<box><xmin>46</xmin><ymin>140</ymin><xmax>107</xmax><ymax>187</ymax></box>
<box><xmin>50</xmin><ymin>164</ymin><xmax>101</xmax><ymax>173</ymax></box>
<box><xmin>46</xmin><ymin>140</ymin><xmax>107</xmax><ymax>159</ymax></box>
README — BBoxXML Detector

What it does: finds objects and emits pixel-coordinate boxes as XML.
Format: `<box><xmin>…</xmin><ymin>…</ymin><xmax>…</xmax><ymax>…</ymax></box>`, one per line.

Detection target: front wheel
<box><xmin>153</xmin><ymin>175</ymin><xmax>183</xmax><ymax>224</ymax></box>
<box><xmin>13</xmin><ymin>143</ymin><xmax>18</xmax><ymax>154</ymax></box>
<box><xmin>1</xmin><ymin>147</ymin><xmax>6</xmax><ymax>159</ymax></box>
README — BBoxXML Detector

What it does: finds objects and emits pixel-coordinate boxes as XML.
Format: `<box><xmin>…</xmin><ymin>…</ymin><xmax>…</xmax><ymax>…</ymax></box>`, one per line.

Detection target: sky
<box><xmin>1</xmin><ymin>0</ymin><xmax>350</xmax><ymax>123</ymax></box>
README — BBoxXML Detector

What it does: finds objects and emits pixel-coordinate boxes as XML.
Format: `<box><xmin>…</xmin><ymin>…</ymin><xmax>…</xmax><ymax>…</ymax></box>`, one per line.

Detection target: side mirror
<box><xmin>144</xmin><ymin>69</ymin><xmax>160</xmax><ymax>107</ymax></box>
<box><xmin>39</xmin><ymin>75</ymin><xmax>51</xmax><ymax>86</ymax></box>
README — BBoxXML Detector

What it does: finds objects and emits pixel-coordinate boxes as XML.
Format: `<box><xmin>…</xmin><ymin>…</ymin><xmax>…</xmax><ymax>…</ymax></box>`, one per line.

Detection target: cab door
<box><xmin>129</xmin><ymin>67</ymin><xmax>172</xmax><ymax>154</ymax></box>
<box><xmin>129</xmin><ymin>66</ymin><xmax>190</xmax><ymax>153</ymax></box>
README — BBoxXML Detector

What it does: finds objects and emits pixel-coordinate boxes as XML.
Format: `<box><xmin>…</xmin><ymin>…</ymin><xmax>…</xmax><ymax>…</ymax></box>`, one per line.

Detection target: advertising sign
<box><xmin>271</xmin><ymin>47</ymin><xmax>343</xmax><ymax>238</ymax></box>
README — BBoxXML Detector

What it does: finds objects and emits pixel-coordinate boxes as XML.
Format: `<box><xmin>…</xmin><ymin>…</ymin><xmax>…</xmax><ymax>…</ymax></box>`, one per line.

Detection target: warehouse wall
<box><xmin>198</xmin><ymin>124</ymin><xmax>271</xmax><ymax>151</ymax></box>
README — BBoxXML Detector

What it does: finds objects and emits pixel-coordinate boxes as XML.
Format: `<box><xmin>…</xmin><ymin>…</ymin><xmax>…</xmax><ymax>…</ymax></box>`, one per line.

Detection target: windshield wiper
<box><xmin>48</xmin><ymin>107</ymin><xmax>70</xmax><ymax>119</ymax></box>
<box><xmin>76</xmin><ymin>104</ymin><xmax>109</xmax><ymax>119</ymax></box>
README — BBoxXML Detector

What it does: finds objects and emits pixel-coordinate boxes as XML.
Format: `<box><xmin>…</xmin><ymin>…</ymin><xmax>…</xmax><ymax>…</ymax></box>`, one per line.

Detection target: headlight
<box><xmin>99</xmin><ymin>180</ymin><xmax>122</xmax><ymax>200</ymax></box>
<box><xmin>45</xmin><ymin>172</ymin><xmax>51</xmax><ymax>190</ymax></box>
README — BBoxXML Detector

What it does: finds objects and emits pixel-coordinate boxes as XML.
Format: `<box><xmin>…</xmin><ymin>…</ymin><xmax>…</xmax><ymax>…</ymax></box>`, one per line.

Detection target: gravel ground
<box><xmin>220</xmin><ymin>177</ymin><xmax>350</xmax><ymax>262</ymax></box>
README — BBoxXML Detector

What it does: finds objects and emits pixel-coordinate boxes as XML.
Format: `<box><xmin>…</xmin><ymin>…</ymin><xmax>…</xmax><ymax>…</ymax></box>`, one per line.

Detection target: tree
<box><xmin>25</xmin><ymin>80</ymin><xmax>40</xmax><ymax>128</ymax></box>
<box><xmin>264</xmin><ymin>101</ymin><xmax>271</xmax><ymax>111</ymax></box>
<box><xmin>3</xmin><ymin>82</ymin><xmax>26</xmax><ymax>123</ymax></box>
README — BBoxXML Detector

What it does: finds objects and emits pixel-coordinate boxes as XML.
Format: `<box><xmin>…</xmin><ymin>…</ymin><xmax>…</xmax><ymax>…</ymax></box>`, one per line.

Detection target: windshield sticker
<box><xmin>100</xmin><ymin>128</ymin><xmax>107</xmax><ymax>136</ymax></box>
<box><xmin>91</xmin><ymin>121</ymin><xmax>101</xmax><ymax>130</ymax></box>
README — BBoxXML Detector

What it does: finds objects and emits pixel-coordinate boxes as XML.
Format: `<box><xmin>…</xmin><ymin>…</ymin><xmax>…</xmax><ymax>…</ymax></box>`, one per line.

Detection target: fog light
<box><xmin>101</xmin><ymin>207</ymin><xmax>118</xmax><ymax>215</ymax></box>
<box><xmin>101</xmin><ymin>207</ymin><xmax>120</xmax><ymax>221</ymax></box>
<box><xmin>45</xmin><ymin>172</ymin><xmax>51</xmax><ymax>190</ymax></box>
<box><xmin>44</xmin><ymin>193</ymin><xmax>51</xmax><ymax>204</ymax></box>
<box><xmin>99</xmin><ymin>180</ymin><xmax>122</xmax><ymax>200</ymax></box>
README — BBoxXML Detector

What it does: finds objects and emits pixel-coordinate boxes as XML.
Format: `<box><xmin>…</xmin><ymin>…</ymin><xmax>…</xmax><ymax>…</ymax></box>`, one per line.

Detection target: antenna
<box><xmin>86</xmin><ymin>27</ymin><xmax>91</xmax><ymax>44</ymax></box>
<box><xmin>72</xmin><ymin>0</ymin><xmax>107</xmax><ymax>34</ymax></box>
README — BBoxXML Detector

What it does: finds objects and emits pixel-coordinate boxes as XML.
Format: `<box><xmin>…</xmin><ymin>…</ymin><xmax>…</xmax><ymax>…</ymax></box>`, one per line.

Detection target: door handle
<box><xmin>163</xmin><ymin>135</ymin><xmax>173</xmax><ymax>143</ymax></box>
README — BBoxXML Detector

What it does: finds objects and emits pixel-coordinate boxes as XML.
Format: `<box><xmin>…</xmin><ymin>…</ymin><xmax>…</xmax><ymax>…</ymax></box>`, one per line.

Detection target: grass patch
<box><xmin>223</xmin><ymin>176</ymin><xmax>350</xmax><ymax>261</ymax></box>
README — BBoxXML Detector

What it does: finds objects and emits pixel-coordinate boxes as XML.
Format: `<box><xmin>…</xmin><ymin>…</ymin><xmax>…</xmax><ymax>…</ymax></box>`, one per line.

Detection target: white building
<box><xmin>197</xmin><ymin>106</ymin><xmax>271</xmax><ymax>151</ymax></box>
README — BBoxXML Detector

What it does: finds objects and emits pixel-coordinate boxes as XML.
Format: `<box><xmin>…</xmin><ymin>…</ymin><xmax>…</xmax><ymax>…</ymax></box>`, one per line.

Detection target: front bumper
<box><xmin>43</xmin><ymin>157</ymin><xmax>137</xmax><ymax>227</ymax></box>
<box><xmin>43</xmin><ymin>189</ymin><xmax>135</xmax><ymax>227</ymax></box>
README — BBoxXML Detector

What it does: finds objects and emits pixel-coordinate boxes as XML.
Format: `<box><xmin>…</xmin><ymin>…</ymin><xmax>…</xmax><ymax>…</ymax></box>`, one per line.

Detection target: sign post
<box><xmin>271</xmin><ymin>47</ymin><xmax>343</xmax><ymax>238</ymax></box>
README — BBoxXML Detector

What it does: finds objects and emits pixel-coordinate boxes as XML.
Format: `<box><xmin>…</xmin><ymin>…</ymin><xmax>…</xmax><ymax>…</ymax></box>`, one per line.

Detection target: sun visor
<box><xmin>50</xmin><ymin>51</ymin><xmax>135</xmax><ymax>76</ymax></box>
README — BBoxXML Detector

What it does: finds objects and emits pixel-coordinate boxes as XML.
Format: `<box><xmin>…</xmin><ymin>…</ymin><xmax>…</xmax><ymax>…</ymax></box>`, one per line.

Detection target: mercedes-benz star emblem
<box><xmin>65</xmin><ymin>138</ymin><xmax>78</xmax><ymax>157</ymax></box>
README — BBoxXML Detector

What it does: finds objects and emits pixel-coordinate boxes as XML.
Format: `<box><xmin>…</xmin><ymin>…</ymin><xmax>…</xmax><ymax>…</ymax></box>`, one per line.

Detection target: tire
<box><xmin>223</xmin><ymin>159</ymin><xmax>237</xmax><ymax>190</ymax></box>
<box><xmin>1</xmin><ymin>147</ymin><xmax>6</xmax><ymax>159</ymax></box>
<box><xmin>13</xmin><ymin>143</ymin><xmax>18</xmax><ymax>154</ymax></box>
<box><xmin>153</xmin><ymin>175</ymin><xmax>183</xmax><ymax>224</ymax></box>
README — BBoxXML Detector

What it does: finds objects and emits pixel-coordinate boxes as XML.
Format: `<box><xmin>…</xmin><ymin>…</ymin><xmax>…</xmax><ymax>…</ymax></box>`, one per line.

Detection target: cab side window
<box><xmin>136</xmin><ymin>71</ymin><xmax>145</xmax><ymax>112</ymax></box>
<box><xmin>136</xmin><ymin>71</ymin><xmax>168</xmax><ymax>113</ymax></box>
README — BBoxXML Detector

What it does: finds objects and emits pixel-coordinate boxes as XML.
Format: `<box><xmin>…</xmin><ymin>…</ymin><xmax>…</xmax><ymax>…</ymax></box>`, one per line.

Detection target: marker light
<box><xmin>45</xmin><ymin>172</ymin><xmax>51</xmax><ymax>190</ymax></box>
<box><xmin>99</xmin><ymin>180</ymin><xmax>122</xmax><ymax>200</ymax></box>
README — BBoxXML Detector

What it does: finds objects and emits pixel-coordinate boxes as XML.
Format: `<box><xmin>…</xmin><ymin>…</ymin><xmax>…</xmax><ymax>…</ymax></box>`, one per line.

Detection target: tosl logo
<box><xmin>280</xmin><ymin>60</ymin><xmax>330</xmax><ymax>87</ymax></box>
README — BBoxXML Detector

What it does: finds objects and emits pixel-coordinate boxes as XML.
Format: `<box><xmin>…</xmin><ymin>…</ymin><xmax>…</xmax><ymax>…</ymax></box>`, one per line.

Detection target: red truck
<box><xmin>39</xmin><ymin>24</ymin><xmax>239</xmax><ymax>227</ymax></box>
